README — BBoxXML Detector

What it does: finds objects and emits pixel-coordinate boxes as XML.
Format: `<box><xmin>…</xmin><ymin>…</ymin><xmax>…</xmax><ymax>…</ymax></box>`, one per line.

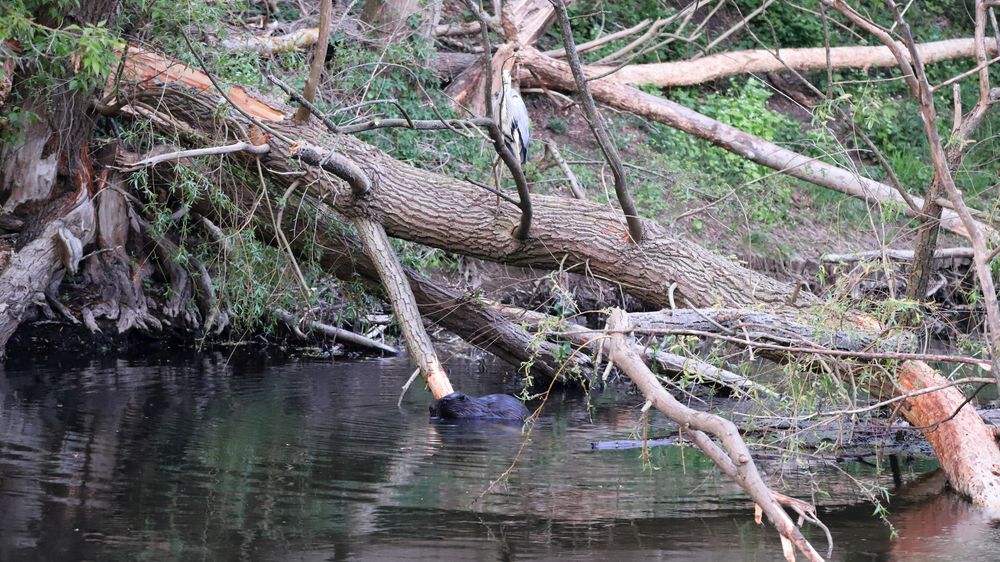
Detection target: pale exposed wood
<box><xmin>444</xmin><ymin>0</ymin><xmax>570</xmax><ymax>114</ymax></box>
<box><xmin>896</xmin><ymin>360</ymin><xmax>1000</xmax><ymax>512</ymax></box>
<box><xmin>444</xmin><ymin>43</ymin><xmax>514</xmax><ymax>118</ymax></box>
<box><xmin>291</xmin><ymin>142</ymin><xmax>452</xmax><ymax>395</ymax></box>
<box><xmin>274</xmin><ymin>308</ymin><xmax>400</xmax><ymax>353</ymax></box>
<box><xmin>589</xmin><ymin>37</ymin><xmax>998</xmax><ymax>87</ymax></box>
<box><xmin>0</xmin><ymin>197</ymin><xmax>95</xmax><ymax>354</ymax></box>
<box><xmin>353</xmin><ymin>215</ymin><xmax>454</xmax><ymax>398</ymax></box>
<box><xmin>120</xmin><ymin>47</ymin><xmax>285</xmax><ymax>122</ymax></box>
<box><xmin>120</xmin><ymin>141</ymin><xmax>270</xmax><ymax>171</ymax></box>
<box><xmin>823</xmin><ymin>247</ymin><xmax>975</xmax><ymax>263</ymax></box>
<box><xmin>512</xmin><ymin>0</ymin><xmax>568</xmax><ymax>45</ymax></box>
<box><xmin>543</xmin><ymin>139</ymin><xmax>585</xmax><ymax>199</ymax></box>
<box><xmin>221</xmin><ymin>28</ymin><xmax>320</xmax><ymax>55</ymax></box>
<box><xmin>0</xmin><ymin>112</ymin><xmax>57</xmax><ymax>212</ymax></box>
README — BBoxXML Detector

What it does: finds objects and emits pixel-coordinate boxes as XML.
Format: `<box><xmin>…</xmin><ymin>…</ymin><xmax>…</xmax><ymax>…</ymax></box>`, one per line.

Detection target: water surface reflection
<box><xmin>0</xmin><ymin>351</ymin><xmax>992</xmax><ymax>560</ymax></box>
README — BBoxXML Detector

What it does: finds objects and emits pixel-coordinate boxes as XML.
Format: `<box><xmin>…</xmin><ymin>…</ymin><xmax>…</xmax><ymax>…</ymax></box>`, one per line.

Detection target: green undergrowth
<box><xmin>527</xmin><ymin>0</ymin><xmax>1000</xmax><ymax>257</ymax></box>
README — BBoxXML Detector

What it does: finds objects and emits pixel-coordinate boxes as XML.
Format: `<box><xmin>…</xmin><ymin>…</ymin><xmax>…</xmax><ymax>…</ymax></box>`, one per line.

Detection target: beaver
<box><xmin>429</xmin><ymin>392</ymin><xmax>530</xmax><ymax>421</ymax></box>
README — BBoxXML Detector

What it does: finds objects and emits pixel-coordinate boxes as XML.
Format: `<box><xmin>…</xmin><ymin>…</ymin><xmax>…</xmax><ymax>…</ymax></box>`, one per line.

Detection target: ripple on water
<box><xmin>0</xmin><ymin>351</ymin><xmax>975</xmax><ymax>562</ymax></box>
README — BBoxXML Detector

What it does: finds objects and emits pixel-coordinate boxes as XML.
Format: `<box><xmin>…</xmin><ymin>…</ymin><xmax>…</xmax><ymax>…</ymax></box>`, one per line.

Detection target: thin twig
<box><xmin>549</xmin><ymin>0</ymin><xmax>643</xmax><ymax>243</ymax></box>
<box><xmin>544</xmin><ymin>139</ymin><xmax>585</xmax><ymax>199</ymax></box>
<box><xmin>542</xmin><ymin>19</ymin><xmax>654</xmax><ymax>58</ymax></box>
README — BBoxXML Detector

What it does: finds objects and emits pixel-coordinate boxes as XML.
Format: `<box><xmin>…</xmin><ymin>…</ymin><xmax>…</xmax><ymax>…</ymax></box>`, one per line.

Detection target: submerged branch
<box><xmin>606</xmin><ymin>309</ymin><xmax>824</xmax><ymax>561</ymax></box>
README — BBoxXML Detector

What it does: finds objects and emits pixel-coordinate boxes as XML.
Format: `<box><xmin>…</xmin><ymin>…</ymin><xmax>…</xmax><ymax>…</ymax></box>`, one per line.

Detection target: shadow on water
<box><xmin>0</xmin><ymin>349</ymin><xmax>996</xmax><ymax>561</ymax></box>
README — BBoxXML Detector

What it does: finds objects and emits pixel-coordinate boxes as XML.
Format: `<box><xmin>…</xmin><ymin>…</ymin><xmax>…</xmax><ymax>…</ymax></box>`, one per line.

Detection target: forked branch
<box><xmin>606</xmin><ymin>309</ymin><xmax>823</xmax><ymax>561</ymax></box>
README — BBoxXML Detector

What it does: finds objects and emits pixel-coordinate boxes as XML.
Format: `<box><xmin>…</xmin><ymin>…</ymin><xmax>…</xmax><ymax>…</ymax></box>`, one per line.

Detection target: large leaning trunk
<box><xmin>117</xmin><ymin>47</ymin><xmax>1000</xmax><ymax>513</ymax></box>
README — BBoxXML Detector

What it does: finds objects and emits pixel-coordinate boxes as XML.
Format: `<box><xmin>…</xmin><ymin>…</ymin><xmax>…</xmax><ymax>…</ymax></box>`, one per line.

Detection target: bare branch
<box><xmin>294</xmin><ymin>0</ymin><xmax>333</xmax><ymax>122</ymax></box>
<box><xmin>274</xmin><ymin>308</ymin><xmax>400</xmax><ymax>354</ymax></box>
<box><xmin>606</xmin><ymin>310</ymin><xmax>824</xmax><ymax>561</ymax></box>
<box><xmin>119</xmin><ymin>141</ymin><xmax>269</xmax><ymax>171</ymax></box>
<box><xmin>542</xmin><ymin>19</ymin><xmax>653</xmax><ymax>58</ymax></box>
<box><xmin>549</xmin><ymin>0</ymin><xmax>643</xmax><ymax>243</ymax></box>
<box><xmin>543</xmin><ymin>139</ymin><xmax>585</xmax><ymax>199</ymax></box>
<box><xmin>701</xmin><ymin>0</ymin><xmax>775</xmax><ymax>54</ymax></box>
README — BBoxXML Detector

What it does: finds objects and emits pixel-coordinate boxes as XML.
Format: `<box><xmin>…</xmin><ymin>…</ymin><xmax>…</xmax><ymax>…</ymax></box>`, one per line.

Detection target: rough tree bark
<box><xmin>291</xmin><ymin>137</ymin><xmax>454</xmax><ymax>397</ymax></box>
<box><xmin>119</xmin><ymin>58</ymin><xmax>1000</xmax><ymax>510</ymax></box>
<box><xmin>0</xmin><ymin>0</ymin><xmax>121</xmax><ymax>349</ymax></box>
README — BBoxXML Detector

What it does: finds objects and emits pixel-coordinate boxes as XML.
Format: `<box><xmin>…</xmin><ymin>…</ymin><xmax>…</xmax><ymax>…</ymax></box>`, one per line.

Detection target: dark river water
<box><xmin>1</xmin><ymin>349</ymin><xmax>998</xmax><ymax>561</ymax></box>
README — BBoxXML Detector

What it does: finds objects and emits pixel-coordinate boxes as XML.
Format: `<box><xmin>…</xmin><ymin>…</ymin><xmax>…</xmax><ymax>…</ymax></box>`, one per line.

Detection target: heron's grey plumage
<box><xmin>494</xmin><ymin>69</ymin><xmax>531</xmax><ymax>165</ymax></box>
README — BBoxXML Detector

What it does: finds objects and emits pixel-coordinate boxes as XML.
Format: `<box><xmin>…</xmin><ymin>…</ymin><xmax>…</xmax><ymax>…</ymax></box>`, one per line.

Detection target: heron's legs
<box><xmin>491</xmin><ymin>155</ymin><xmax>503</xmax><ymax>214</ymax></box>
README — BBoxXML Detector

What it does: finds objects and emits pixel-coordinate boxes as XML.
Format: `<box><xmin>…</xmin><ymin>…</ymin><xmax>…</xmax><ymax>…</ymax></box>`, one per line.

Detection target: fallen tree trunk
<box><xmin>896</xmin><ymin>360</ymin><xmax>1000</xmax><ymax>512</ymax></box>
<box><xmin>518</xmin><ymin>47</ymin><xmax>997</xmax><ymax>243</ymax></box>
<box><xmin>117</xmin><ymin>50</ymin><xmax>1000</xmax><ymax>511</ymax></box>
<box><xmin>439</xmin><ymin>38</ymin><xmax>998</xmax><ymax>102</ymax></box>
<box><xmin>594</xmin><ymin>37</ymin><xmax>999</xmax><ymax>87</ymax></box>
<box><xmin>178</xmin><ymin>145</ymin><xmax>576</xmax><ymax>380</ymax></box>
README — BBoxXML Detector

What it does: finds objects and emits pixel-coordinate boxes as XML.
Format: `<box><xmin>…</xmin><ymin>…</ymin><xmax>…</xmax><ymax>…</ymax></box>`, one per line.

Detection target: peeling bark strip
<box><xmin>118</xmin><ymin>51</ymin><xmax>1000</xmax><ymax>509</ymax></box>
<box><xmin>606</xmin><ymin>310</ymin><xmax>824</xmax><ymax>561</ymax></box>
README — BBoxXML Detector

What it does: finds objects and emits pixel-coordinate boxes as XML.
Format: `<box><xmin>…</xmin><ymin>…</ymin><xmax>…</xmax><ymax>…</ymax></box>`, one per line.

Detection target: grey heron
<box><xmin>494</xmin><ymin>68</ymin><xmax>531</xmax><ymax>165</ymax></box>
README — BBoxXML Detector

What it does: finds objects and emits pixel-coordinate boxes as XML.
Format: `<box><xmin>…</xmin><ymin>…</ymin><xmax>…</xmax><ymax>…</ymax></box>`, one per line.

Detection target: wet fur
<box><xmin>429</xmin><ymin>392</ymin><xmax>530</xmax><ymax>421</ymax></box>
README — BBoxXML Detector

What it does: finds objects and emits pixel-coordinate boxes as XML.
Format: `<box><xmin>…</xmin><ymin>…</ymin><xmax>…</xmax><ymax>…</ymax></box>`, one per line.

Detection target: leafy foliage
<box><xmin>1</xmin><ymin>0</ymin><xmax>122</xmax><ymax>139</ymax></box>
